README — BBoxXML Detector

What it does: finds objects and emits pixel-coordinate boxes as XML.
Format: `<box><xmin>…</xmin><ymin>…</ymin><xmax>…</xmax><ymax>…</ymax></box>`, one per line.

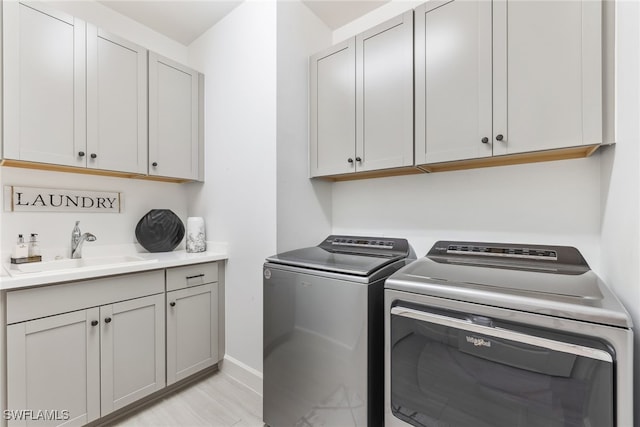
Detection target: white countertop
<box><xmin>0</xmin><ymin>242</ymin><xmax>228</xmax><ymax>291</ymax></box>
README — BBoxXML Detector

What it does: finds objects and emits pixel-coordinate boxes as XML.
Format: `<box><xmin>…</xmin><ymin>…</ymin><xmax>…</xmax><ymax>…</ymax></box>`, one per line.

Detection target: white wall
<box><xmin>187</xmin><ymin>0</ymin><xmax>278</xmax><ymax>381</ymax></box>
<box><xmin>600</xmin><ymin>1</ymin><xmax>640</xmax><ymax>424</ymax></box>
<box><xmin>332</xmin><ymin>157</ymin><xmax>602</xmax><ymax>264</ymax></box>
<box><xmin>276</xmin><ymin>0</ymin><xmax>332</xmax><ymax>253</ymax></box>
<box><xmin>1</xmin><ymin>168</ymin><xmax>189</xmax><ymax>260</ymax></box>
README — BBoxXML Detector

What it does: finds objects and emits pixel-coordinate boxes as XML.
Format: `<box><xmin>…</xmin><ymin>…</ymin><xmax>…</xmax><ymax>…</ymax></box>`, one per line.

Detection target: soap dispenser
<box><xmin>13</xmin><ymin>234</ymin><xmax>28</xmax><ymax>258</ymax></box>
<box><xmin>28</xmin><ymin>233</ymin><xmax>40</xmax><ymax>257</ymax></box>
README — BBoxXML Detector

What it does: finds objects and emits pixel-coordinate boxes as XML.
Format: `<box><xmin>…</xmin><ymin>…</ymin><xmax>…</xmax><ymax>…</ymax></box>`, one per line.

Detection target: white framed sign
<box><xmin>4</xmin><ymin>186</ymin><xmax>121</xmax><ymax>213</ymax></box>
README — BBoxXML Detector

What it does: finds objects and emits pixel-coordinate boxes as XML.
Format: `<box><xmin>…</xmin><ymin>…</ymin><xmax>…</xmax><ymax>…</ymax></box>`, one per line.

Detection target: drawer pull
<box><xmin>186</xmin><ymin>274</ymin><xmax>205</xmax><ymax>280</ymax></box>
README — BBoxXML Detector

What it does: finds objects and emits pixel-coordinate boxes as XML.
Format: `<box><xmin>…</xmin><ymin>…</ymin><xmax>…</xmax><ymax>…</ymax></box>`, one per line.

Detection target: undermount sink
<box><xmin>10</xmin><ymin>255</ymin><xmax>157</xmax><ymax>275</ymax></box>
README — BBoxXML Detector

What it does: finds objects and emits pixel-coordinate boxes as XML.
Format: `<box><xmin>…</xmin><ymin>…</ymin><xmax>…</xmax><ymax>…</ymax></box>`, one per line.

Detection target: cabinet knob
<box><xmin>481</xmin><ymin>137</ymin><xmax>489</xmax><ymax>144</ymax></box>
<box><xmin>104</xmin><ymin>317</ymin><xmax>112</xmax><ymax>324</ymax></box>
<box><xmin>355</xmin><ymin>157</ymin><xmax>362</xmax><ymax>162</ymax></box>
<box><xmin>347</xmin><ymin>158</ymin><xmax>354</xmax><ymax>164</ymax></box>
<box><xmin>170</xmin><ymin>302</ymin><xmax>176</xmax><ymax>307</ymax></box>
<box><xmin>90</xmin><ymin>153</ymin><xmax>97</xmax><ymax>159</ymax></box>
<box><xmin>91</xmin><ymin>320</ymin><xmax>98</xmax><ymax>327</ymax></box>
<box><xmin>152</xmin><ymin>162</ymin><xmax>158</xmax><ymax>167</ymax></box>
<box><xmin>78</xmin><ymin>151</ymin><xmax>85</xmax><ymax>157</ymax></box>
<box><xmin>495</xmin><ymin>134</ymin><xmax>504</xmax><ymax>141</ymax></box>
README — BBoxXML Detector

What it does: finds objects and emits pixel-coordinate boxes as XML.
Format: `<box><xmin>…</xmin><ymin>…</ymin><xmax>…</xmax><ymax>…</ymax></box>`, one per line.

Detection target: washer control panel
<box><xmin>320</xmin><ymin>235</ymin><xmax>411</xmax><ymax>257</ymax></box>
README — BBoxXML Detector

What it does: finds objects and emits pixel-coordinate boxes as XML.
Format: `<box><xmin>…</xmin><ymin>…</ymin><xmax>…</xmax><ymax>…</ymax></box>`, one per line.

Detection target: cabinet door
<box><xmin>415</xmin><ymin>0</ymin><xmax>493</xmax><ymax>164</ymax></box>
<box><xmin>87</xmin><ymin>26</ymin><xmax>147</xmax><ymax>174</ymax></box>
<box><xmin>167</xmin><ymin>283</ymin><xmax>219</xmax><ymax>385</ymax></box>
<box><xmin>309</xmin><ymin>39</ymin><xmax>356</xmax><ymax>177</ymax></box>
<box><xmin>3</xmin><ymin>1</ymin><xmax>86</xmax><ymax>167</ymax></box>
<box><xmin>356</xmin><ymin>11</ymin><xmax>414</xmax><ymax>172</ymax></box>
<box><xmin>148</xmin><ymin>52</ymin><xmax>199</xmax><ymax>180</ymax></box>
<box><xmin>492</xmin><ymin>0</ymin><xmax>602</xmax><ymax>155</ymax></box>
<box><xmin>100</xmin><ymin>294</ymin><xmax>165</xmax><ymax>415</ymax></box>
<box><xmin>7</xmin><ymin>309</ymin><xmax>100</xmax><ymax>427</ymax></box>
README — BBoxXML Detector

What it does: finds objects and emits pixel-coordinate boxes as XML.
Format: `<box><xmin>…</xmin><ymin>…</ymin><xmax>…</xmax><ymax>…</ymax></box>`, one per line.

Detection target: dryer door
<box><xmin>388</xmin><ymin>304</ymin><xmax>614</xmax><ymax>427</ymax></box>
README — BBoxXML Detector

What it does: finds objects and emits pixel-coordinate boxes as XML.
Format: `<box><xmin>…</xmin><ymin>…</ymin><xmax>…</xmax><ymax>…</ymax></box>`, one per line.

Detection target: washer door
<box><xmin>389</xmin><ymin>304</ymin><xmax>614</xmax><ymax>427</ymax></box>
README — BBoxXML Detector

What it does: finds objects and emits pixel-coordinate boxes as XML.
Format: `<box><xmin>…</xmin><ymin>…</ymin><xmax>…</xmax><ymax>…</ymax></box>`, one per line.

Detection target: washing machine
<box><xmin>264</xmin><ymin>235</ymin><xmax>415</xmax><ymax>427</ymax></box>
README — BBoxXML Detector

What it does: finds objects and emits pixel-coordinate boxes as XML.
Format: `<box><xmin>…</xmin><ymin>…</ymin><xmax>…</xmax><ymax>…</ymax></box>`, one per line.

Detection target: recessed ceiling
<box><xmin>98</xmin><ymin>0</ymin><xmax>242</xmax><ymax>46</ymax></box>
<box><xmin>98</xmin><ymin>0</ymin><xmax>390</xmax><ymax>46</ymax></box>
<box><xmin>302</xmin><ymin>0</ymin><xmax>390</xmax><ymax>30</ymax></box>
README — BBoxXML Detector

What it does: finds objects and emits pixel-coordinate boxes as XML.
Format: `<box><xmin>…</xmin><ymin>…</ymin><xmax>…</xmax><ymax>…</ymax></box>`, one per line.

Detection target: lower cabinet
<box><xmin>6</xmin><ymin>293</ymin><xmax>165</xmax><ymax>426</ymax></box>
<box><xmin>4</xmin><ymin>262</ymin><xmax>223</xmax><ymax>426</ymax></box>
<box><xmin>100</xmin><ymin>294</ymin><xmax>166</xmax><ymax>414</ymax></box>
<box><xmin>7</xmin><ymin>309</ymin><xmax>100</xmax><ymax>426</ymax></box>
<box><xmin>166</xmin><ymin>283</ymin><xmax>218</xmax><ymax>385</ymax></box>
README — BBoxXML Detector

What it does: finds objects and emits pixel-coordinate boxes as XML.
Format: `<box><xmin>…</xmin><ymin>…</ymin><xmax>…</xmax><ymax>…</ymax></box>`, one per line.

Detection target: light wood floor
<box><xmin>108</xmin><ymin>372</ymin><xmax>263</xmax><ymax>427</ymax></box>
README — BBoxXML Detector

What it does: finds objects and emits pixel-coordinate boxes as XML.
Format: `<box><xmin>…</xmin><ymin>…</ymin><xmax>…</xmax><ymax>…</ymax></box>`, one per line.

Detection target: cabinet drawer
<box><xmin>7</xmin><ymin>270</ymin><xmax>164</xmax><ymax>325</ymax></box>
<box><xmin>166</xmin><ymin>262</ymin><xmax>218</xmax><ymax>291</ymax></box>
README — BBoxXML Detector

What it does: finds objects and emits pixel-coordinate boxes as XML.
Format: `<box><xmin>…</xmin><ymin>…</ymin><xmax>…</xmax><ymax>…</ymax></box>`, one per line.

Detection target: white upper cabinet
<box><xmin>356</xmin><ymin>11</ymin><xmax>414</xmax><ymax>172</ymax></box>
<box><xmin>149</xmin><ymin>52</ymin><xmax>200</xmax><ymax>181</ymax></box>
<box><xmin>87</xmin><ymin>26</ymin><xmax>148</xmax><ymax>174</ymax></box>
<box><xmin>492</xmin><ymin>0</ymin><xmax>603</xmax><ymax>156</ymax></box>
<box><xmin>310</xmin><ymin>38</ymin><xmax>356</xmax><ymax>177</ymax></box>
<box><xmin>416</xmin><ymin>0</ymin><xmax>492</xmax><ymax>164</ymax></box>
<box><xmin>3</xmin><ymin>2</ymin><xmax>203</xmax><ymax>181</ymax></box>
<box><xmin>310</xmin><ymin>11</ymin><xmax>413</xmax><ymax>178</ymax></box>
<box><xmin>415</xmin><ymin>0</ymin><xmax>604</xmax><ymax>165</ymax></box>
<box><xmin>3</xmin><ymin>1</ymin><xmax>86</xmax><ymax>167</ymax></box>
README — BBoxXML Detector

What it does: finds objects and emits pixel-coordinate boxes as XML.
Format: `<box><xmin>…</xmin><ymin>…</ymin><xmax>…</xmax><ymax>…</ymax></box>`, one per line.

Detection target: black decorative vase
<box><xmin>135</xmin><ymin>209</ymin><xmax>185</xmax><ymax>252</ymax></box>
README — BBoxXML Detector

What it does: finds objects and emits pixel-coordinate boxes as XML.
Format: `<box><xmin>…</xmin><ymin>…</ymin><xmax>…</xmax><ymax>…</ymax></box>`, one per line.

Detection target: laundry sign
<box><xmin>4</xmin><ymin>186</ymin><xmax>121</xmax><ymax>213</ymax></box>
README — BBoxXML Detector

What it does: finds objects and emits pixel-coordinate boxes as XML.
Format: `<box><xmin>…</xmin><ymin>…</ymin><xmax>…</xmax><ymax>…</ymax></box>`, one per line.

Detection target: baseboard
<box><xmin>219</xmin><ymin>355</ymin><xmax>263</xmax><ymax>397</ymax></box>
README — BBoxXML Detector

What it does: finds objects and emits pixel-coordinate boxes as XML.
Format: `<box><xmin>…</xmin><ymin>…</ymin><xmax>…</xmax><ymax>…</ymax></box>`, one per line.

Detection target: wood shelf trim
<box><xmin>313</xmin><ymin>144</ymin><xmax>605</xmax><ymax>181</ymax></box>
<box><xmin>320</xmin><ymin>166</ymin><xmax>423</xmax><ymax>182</ymax></box>
<box><xmin>0</xmin><ymin>159</ymin><xmax>192</xmax><ymax>183</ymax></box>
<box><xmin>418</xmin><ymin>144</ymin><xmax>603</xmax><ymax>173</ymax></box>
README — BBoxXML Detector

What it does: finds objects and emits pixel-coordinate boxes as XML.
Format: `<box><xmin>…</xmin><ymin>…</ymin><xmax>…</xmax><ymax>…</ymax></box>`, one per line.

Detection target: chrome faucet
<box><xmin>71</xmin><ymin>221</ymin><xmax>97</xmax><ymax>259</ymax></box>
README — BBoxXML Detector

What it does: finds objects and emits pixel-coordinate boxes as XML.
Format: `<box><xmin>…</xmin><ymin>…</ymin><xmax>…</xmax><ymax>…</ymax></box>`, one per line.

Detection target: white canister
<box><xmin>186</xmin><ymin>217</ymin><xmax>206</xmax><ymax>253</ymax></box>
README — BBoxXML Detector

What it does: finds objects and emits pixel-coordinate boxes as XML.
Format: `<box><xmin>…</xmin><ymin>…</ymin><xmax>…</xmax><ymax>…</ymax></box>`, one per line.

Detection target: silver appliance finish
<box><xmin>264</xmin><ymin>235</ymin><xmax>415</xmax><ymax>427</ymax></box>
<box><xmin>385</xmin><ymin>241</ymin><xmax>634</xmax><ymax>427</ymax></box>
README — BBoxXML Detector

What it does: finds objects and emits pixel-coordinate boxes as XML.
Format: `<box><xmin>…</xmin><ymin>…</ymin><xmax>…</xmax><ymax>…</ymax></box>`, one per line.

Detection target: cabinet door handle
<box><xmin>152</xmin><ymin>162</ymin><xmax>158</xmax><ymax>167</ymax></box>
<box><xmin>481</xmin><ymin>137</ymin><xmax>489</xmax><ymax>144</ymax></box>
<box><xmin>104</xmin><ymin>317</ymin><xmax>112</xmax><ymax>324</ymax></box>
<box><xmin>91</xmin><ymin>320</ymin><xmax>98</xmax><ymax>326</ymax></box>
<box><xmin>186</xmin><ymin>273</ymin><xmax>205</xmax><ymax>280</ymax></box>
<box><xmin>355</xmin><ymin>157</ymin><xmax>362</xmax><ymax>162</ymax></box>
<box><xmin>78</xmin><ymin>151</ymin><xmax>85</xmax><ymax>157</ymax></box>
<box><xmin>90</xmin><ymin>153</ymin><xmax>97</xmax><ymax>159</ymax></box>
<box><xmin>347</xmin><ymin>158</ymin><xmax>354</xmax><ymax>164</ymax></box>
<box><xmin>495</xmin><ymin>134</ymin><xmax>504</xmax><ymax>141</ymax></box>
<box><xmin>170</xmin><ymin>302</ymin><xmax>176</xmax><ymax>307</ymax></box>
